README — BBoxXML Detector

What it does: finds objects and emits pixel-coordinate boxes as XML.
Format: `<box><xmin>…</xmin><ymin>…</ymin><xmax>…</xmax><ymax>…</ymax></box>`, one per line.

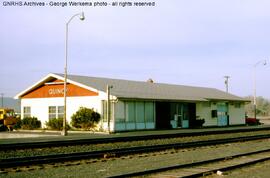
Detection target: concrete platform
<box><xmin>0</xmin><ymin>132</ymin><xmax>59</xmax><ymax>139</ymax></box>
<box><xmin>0</xmin><ymin>125</ymin><xmax>270</xmax><ymax>144</ymax></box>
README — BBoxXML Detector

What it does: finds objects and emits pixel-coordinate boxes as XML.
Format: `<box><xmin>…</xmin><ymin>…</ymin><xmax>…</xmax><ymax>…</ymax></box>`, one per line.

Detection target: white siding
<box><xmin>228</xmin><ymin>103</ymin><xmax>245</xmax><ymax>125</ymax></box>
<box><xmin>21</xmin><ymin>94</ymin><xmax>107</xmax><ymax>128</ymax></box>
<box><xmin>196</xmin><ymin>102</ymin><xmax>217</xmax><ymax>126</ymax></box>
<box><xmin>197</xmin><ymin>102</ymin><xmax>246</xmax><ymax>127</ymax></box>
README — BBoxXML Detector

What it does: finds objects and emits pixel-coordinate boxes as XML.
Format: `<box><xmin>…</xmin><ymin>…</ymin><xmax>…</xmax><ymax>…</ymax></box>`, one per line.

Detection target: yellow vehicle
<box><xmin>0</xmin><ymin>108</ymin><xmax>18</xmax><ymax>131</ymax></box>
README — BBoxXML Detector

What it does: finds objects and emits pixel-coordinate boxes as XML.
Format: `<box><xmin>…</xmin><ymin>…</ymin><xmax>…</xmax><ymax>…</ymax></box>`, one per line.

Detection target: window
<box><xmin>211</xmin><ymin>110</ymin><xmax>218</xmax><ymax>118</ymax></box>
<box><xmin>125</xmin><ymin>101</ymin><xmax>135</xmax><ymax>122</ymax></box>
<box><xmin>49</xmin><ymin>106</ymin><xmax>56</xmax><ymax>119</ymax></box>
<box><xmin>58</xmin><ymin>106</ymin><xmax>64</xmax><ymax>119</ymax></box>
<box><xmin>48</xmin><ymin>106</ymin><xmax>64</xmax><ymax>119</ymax></box>
<box><xmin>145</xmin><ymin>102</ymin><xmax>154</xmax><ymax>122</ymax></box>
<box><xmin>136</xmin><ymin>102</ymin><xmax>145</xmax><ymax>123</ymax></box>
<box><xmin>202</xmin><ymin>102</ymin><xmax>211</xmax><ymax>107</ymax></box>
<box><xmin>23</xmin><ymin>106</ymin><xmax>31</xmax><ymax>118</ymax></box>
<box><xmin>101</xmin><ymin>100</ymin><xmax>114</xmax><ymax>122</ymax></box>
<box><xmin>234</xmin><ymin>103</ymin><xmax>241</xmax><ymax>108</ymax></box>
<box><xmin>115</xmin><ymin>101</ymin><xmax>125</xmax><ymax>123</ymax></box>
<box><xmin>102</xmin><ymin>100</ymin><xmax>107</xmax><ymax>122</ymax></box>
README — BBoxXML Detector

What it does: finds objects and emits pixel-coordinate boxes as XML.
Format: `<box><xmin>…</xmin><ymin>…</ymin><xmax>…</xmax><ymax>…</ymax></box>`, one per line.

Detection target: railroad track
<box><xmin>1</xmin><ymin>134</ymin><xmax>270</xmax><ymax>170</ymax></box>
<box><xmin>1</xmin><ymin>127</ymin><xmax>270</xmax><ymax>150</ymax></box>
<box><xmin>109</xmin><ymin>148</ymin><xmax>270</xmax><ymax>178</ymax></box>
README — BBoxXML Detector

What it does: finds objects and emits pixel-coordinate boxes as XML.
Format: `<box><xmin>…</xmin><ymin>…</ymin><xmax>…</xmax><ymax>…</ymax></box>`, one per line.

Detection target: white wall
<box><xmin>196</xmin><ymin>102</ymin><xmax>217</xmax><ymax>126</ymax></box>
<box><xmin>228</xmin><ymin>103</ymin><xmax>246</xmax><ymax>125</ymax></box>
<box><xmin>196</xmin><ymin>101</ymin><xmax>246</xmax><ymax>126</ymax></box>
<box><xmin>21</xmin><ymin>93</ymin><xmax>107</xmax><ymax>128</ymax></box>
<box><xmin>21</xmin><ymin>94</ymin><xmax>246</xmax><ymax>130</ymax></box>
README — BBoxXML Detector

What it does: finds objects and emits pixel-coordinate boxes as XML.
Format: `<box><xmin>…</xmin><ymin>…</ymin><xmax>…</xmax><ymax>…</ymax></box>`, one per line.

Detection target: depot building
<box><xmin>15</xmin><ymin>73</ymin><xmax>248</xmax><ymax>132</ymax></box>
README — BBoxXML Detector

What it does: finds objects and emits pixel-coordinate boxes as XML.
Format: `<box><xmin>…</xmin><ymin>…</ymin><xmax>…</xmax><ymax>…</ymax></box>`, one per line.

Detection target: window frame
<box><xmin>48</xmin><ymin>106</ymin><xmax>64</xmax><ymax>120</ymax></box>
<box><xmin>23</xmin><ymin>106</ymin><xmax>31</xmax><ymax>118</ymax></box>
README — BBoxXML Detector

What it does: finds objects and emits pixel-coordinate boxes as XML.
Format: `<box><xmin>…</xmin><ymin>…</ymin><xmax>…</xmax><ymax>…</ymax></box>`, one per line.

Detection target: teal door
<box><xmin>217</xmin><ymin>103</ymin><xmax>228</xmax><ymax>126</ymax></box>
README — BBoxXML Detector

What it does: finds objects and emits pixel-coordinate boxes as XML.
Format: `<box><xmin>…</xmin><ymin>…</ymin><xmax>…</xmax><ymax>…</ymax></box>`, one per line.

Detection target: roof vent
<box><xmin>147</xmin><ymin>78</ymin><xmax>154</xmax><ymax>83</ymax></box>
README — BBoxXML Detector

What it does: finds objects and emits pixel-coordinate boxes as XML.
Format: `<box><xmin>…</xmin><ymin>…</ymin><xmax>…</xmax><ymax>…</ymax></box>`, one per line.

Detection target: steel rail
<box><xmin>1</xmin><ymin>134</ymin><xmax>270</xmax><ymax>169</ymax></box>
<box><xmin>109</xmin><ymin>148</ymin><xmax>270</xmax><ymax>178</ymax></box>
<box><xmin>1</xmin><ymin>127</ymin><xmax>270</xmax><ymax>150</ymax></box>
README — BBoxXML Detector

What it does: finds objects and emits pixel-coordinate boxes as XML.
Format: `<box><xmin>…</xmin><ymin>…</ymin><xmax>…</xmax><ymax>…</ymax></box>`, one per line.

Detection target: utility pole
<box><xmin>0</xmin><ymin>93</ymin><xmax>3</xmax><ymax>108</ymax></box>
<box><xmin>224</xmin><ymin>76</ymin><xmax>230</xmax><ymax>93</ymax></box>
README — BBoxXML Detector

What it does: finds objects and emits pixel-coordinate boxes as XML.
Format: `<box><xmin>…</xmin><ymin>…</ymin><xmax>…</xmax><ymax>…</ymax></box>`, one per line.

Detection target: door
<box><xmin>156</xmin><ymin>102</ymin><xmax>171</xmax><ymax>129</ymax></box>
<box><xmin>176</xmin><ymin>103</ymin><xmax>189</xmax><ymax>128</ymax></box>
<box><xmin>217</xmin><ymin>103</ymin><xmax>228</xmax><ymax>126</ymax></box>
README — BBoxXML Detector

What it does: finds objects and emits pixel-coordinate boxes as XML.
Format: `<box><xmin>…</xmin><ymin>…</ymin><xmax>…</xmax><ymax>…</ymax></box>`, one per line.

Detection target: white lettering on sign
<box><xmin>48</xmin><ymin>88</ymin><xmax>68</xmax><ymax>95</ymax></box>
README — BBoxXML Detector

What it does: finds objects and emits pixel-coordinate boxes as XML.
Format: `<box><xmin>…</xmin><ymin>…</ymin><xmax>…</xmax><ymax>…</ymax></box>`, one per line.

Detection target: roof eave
<box><xmin>14</xmin><ymin>73</ymin><xmax>59</xmax><ymax>99</ymax></box>
<box><xmin>116</xmin><ymin>96</ymin><xmax>207</xmax><ymax>102</ymax></box>
<box><xmin>14</xmin><ymin>73</ymin><xmax>100</xmax><ymax>99</ymax></box>
<box><xmin>205</xmin><ymin>98</ymin><xmax>251</xmax><ymax>102</ymax></box>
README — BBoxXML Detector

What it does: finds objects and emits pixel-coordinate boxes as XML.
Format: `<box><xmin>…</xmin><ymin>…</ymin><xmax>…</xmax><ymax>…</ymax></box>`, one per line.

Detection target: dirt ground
<box><xmin>258</xmin><ymin>117</ymin><xmax>270</xmax><ymax>125</ymax></box>
<box><xmin>207</xmin><ymin>160</ymin><xmax>270</xmax><ymax>178</ymax></box>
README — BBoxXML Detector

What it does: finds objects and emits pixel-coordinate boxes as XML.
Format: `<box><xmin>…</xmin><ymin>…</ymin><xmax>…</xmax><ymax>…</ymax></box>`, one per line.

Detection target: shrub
<box><xmin>20</xmin><ymin>117</ymin><xmax>41</xmax><ymax>130</ymax></box>
<box><xmin>71</xmin><ymin>107</ymin><xmax>101</xmax><ymax>130</ymax></box>
<box><xmin>45</xmin><ymin>118</ymin><xmax>70</xmax><ymax>131</ymax></box>
<box><xmin>13</xmin><ymin>119</ymin><xmax>22</xmax><ymax>130</ymax></box>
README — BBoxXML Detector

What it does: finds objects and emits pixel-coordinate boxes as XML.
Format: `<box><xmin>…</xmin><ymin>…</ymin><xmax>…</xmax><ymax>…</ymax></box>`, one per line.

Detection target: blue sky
<box><xmin>1</xmin><ymin>0</ymin><xmax>270</xmax><ymax>99</ymax></box>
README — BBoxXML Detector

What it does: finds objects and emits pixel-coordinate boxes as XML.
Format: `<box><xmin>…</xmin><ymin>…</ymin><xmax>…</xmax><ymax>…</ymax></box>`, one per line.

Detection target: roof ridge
<box><xmin>52</xmin><ymin>73</ymin><xmax>217</xmax><ymax>90</ymax></box>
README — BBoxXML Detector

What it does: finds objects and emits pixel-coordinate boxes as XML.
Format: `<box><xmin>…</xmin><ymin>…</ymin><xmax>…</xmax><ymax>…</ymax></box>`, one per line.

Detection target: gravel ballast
<box><xmin>1</xmin><ymin>130</ymin><xmax>270</xmax><ymax>159</ymax></box>
<box><xmin>2</xmin><ymin>139</ymin><xmax>270</xmax><ymax>178</ymax></box>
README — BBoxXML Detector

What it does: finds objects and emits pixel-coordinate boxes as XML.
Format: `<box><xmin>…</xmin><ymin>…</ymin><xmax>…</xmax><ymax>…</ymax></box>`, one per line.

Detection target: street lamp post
<box><xmin>62</xmin><ymin>12</ymin><xmax>85</xmax><ymax>136</ymax></box>
<box><xmin>253</xmin><ymin>60</ymin><xmax>267</xmax><ymax>121</ymax></box>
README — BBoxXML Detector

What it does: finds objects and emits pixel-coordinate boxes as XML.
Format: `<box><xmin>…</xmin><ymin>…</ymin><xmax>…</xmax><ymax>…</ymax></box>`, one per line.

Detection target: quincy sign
<box><xmin>48</xmin><ymin>88</ymin><xmax>68</xmax><ymax>95</ymax></box>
